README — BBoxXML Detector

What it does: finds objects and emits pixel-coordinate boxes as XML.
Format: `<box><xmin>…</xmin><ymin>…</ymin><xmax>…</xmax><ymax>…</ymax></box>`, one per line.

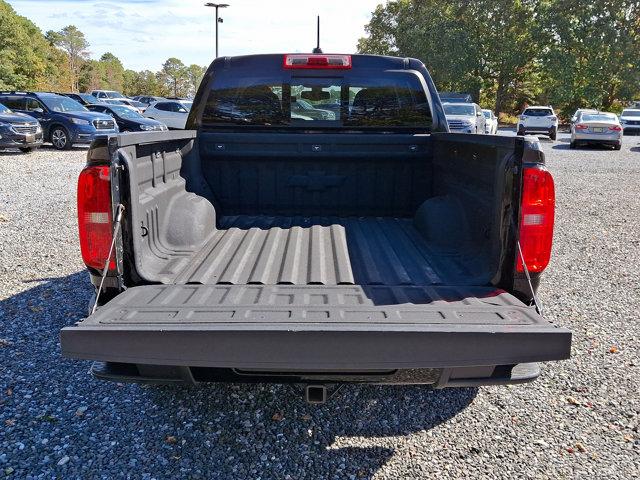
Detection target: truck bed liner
<box><xmin>61</xmin><ymin>284</ymin><xmax>571</xmax><ymax>369</ymax></box>
<box><xmin>171</xmin><ymin>216</ymin><xmax>477</xmax><ymax>286</ymax></box>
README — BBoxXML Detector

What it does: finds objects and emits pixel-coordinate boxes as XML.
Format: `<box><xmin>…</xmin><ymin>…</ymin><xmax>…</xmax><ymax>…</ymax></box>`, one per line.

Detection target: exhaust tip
<box><xmin>305</xmin><ymin>384</ymin><xmax>327</xmax><ymax>404</ymax></box>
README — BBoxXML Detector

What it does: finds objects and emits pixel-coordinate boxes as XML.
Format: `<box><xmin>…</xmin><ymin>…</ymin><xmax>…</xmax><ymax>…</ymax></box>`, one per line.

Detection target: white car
<box><xmin>482</xmin><ymin>109</ymin><xmax>498</xmax><ymax>134</ymax></box>
<box><xmin>619</xmin><ymin>108</ymin><xmax>640</xmax><ymax>136</ymax></box>
<box><xmin>517</xmin><ymin>106</ymin><xmax>558</xmax><ymax>140</ymax></box>
<box><xmin>90</xmin><ymin>90</ymin><xmax>129</xmax><ymax>102</ymax></box>
<box><xmin>443</xmin><ymin>102</ymin><xmax>486</xmax><ymax>134</ymax></box>
<box><xmin>570</xmin><ymin>111</ymin><xmax>622</xmax><ymax>150</ymax></box>
<box><xmin>143</xmin><ymin>100</ymin><xmax>193</xmax><ymax>129</ymax></box>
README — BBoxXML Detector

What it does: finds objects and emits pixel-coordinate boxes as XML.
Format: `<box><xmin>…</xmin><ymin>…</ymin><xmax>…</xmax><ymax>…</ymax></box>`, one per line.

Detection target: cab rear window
<box><xmin>202</xmin><ymin>71</ymin><xmax>432</xmax><ymax>130</ymax></box>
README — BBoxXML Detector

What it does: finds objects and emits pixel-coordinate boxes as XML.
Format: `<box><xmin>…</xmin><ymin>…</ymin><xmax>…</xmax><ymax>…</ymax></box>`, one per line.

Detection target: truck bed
<box><xmin>169</xmin><ymin>215</ymin><xmax>477</xmax><ymax>286</ymax></box>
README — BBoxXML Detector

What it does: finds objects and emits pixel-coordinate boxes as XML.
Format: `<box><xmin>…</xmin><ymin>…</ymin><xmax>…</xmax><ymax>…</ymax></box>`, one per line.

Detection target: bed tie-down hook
<box><xmin>91</xmin><ymin>204</ymin><xmax>125</xmax><ymax>315</ymax></box>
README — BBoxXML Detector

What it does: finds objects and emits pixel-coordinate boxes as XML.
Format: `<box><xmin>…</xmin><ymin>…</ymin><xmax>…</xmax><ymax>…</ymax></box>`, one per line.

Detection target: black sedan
<box><xmin>86</xmin><ymin>104</ymin><xmax>167</xmax><ymax>132</ymax></box>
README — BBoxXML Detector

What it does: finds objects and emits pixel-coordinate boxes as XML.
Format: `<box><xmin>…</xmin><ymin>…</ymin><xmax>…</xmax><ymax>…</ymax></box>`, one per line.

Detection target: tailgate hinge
<box><xmin>517</xmin><ymin>241</ymin><xmax>544</xmax><ymax>316</ymax></box>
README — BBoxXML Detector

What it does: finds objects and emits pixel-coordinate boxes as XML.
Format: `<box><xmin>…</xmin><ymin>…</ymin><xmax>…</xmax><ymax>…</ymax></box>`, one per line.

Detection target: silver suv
<box><xmin>443</xmin><ymin>102</ymin><xmax>486</xmax><ymax>134</ymax></box>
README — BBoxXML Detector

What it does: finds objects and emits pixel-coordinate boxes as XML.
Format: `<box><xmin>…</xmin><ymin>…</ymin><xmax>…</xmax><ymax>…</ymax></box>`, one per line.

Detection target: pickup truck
<box><xmin>61</xmin><ymin>54</ymin><xmax>570</xmax><ymax>398</ymax></box>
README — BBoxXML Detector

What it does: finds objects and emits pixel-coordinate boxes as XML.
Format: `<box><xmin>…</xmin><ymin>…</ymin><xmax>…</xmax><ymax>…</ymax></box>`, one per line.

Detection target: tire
<box><xmin>614</xmin><ymin>142</ymin><xmax>622</xmax><ymax>150</ymax></box>
<box><xmin>19</xmin><ymin>147</ymin><xmax>37</xmax><ymax>153</ymax></box>
<box><xmin>549</xmin><ymin>128</ymin><xmax>557</xmax><ymax>141</ymax></box>
<box><xmin>50</xmin><ymin>126</ymin><xmax>71</xmax><ymax>150</ymax></box>
<box><xmin>569</xmin><ymin>141</ymin><xmax>576</xmax><ymax>149</ymax></box>
<box><xmin>517</xmin><ymin>128</ymin><xmax>525</xmax><ymax>136</ymax></box>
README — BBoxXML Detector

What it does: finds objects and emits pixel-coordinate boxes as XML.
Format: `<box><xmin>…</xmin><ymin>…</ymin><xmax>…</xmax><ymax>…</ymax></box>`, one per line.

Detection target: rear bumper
<box><xmin>518</xmin><ymin>125</ymin><xmax>556</xmax><ymax>134</ymax></box>
<box><xmin>61</xmin><ymin>285</ymin><xmax>571</xmax><ymax>385</ymax></box>
<box><xmin>573</xmin><ymin>132</ymin><xmax>621</xmax><ymax>143</ymax></box>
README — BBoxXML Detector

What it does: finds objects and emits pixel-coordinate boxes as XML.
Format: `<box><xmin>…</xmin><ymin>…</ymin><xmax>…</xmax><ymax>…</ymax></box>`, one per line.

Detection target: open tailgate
<box><xmin>61</xmin><ymin>284</ymin><xmax>570</xmax><ymax>370</ymax></box>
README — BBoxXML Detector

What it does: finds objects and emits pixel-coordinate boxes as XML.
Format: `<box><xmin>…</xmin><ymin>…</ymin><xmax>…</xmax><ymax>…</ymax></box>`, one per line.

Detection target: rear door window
<box><xmin>0</xmin><ymin>97</ymin><xmax>25</xmax><ymax>110</ymax></box>
<box><xmin>154</xmin><ymin>102</ymin><xmax>172</xmax><ymax>111</ymax></box>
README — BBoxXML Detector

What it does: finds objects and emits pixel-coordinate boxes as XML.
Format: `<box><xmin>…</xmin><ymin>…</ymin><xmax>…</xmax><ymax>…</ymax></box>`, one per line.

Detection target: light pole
<box><xmin>205</xmin><ymin>3</ymin><xmax>229</xmax><ymax>58</ymax></box>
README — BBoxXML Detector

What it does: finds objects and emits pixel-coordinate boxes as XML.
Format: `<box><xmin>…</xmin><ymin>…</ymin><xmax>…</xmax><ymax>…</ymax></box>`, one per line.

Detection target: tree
<box><xmin>159</xmin><ymin>57</ymin><xmax>188</xmax><ymax>97</ymax></box>
<box><xmin>0</xmin><ymin>0</ymin><xmax>70</xmax><ymax>90</ymax></box>
<box><xmin>186</xmin><ymin>64</ymin><xmax>206</xmax><ymax>96</ymax></box>
<box><xmin>99</xmin><ymin>52</ymin><xmax>124</xmax><ymax>91</ymax></box>
<box><xmin>45</xmin><ymin>25</ymin><xmax>90</xmax><ymax>91</ymax></box>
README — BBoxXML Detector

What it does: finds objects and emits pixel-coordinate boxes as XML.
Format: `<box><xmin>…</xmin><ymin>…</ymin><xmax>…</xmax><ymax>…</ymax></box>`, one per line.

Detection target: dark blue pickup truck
<box><xmin>0</xmin><ymin>92</ymin><xmax>118</xmax><ymax>150</ymax></box>
<box><xmin>61</xmin><ymin>54</ymin><xmax>570</xmax><ymax>401</ymax></box>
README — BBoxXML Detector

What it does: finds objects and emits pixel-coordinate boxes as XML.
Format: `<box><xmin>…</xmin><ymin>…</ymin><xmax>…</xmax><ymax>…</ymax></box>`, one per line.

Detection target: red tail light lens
<box><xmin>608</xmin><ymin>125</ymin><xmax>622</xmax><ymax>131</ymax></box>
<box><xmin>77</xmin><ymin>165</ymin><xmax>114</xmax><ymax>270</ymax></box>
<box><xmin>517</xmin><ymin>166</ymin><xmax>555</xmax><ymax>273</ymax></box>
<box><xmin>575</xmin><ymin>124</ymin><xmax>588</xmax><ymax>130</ymax></box>
<box><xmin>283</xmin><ymin>54</ymin><xmax>352</xmax><ymax>69</ymax></box>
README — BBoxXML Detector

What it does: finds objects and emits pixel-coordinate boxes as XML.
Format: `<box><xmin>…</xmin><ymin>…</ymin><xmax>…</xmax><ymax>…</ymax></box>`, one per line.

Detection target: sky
<box><xmin>9</xmin><ymin>0</ymin><xmax>384</xmax><ymax>71</ymax></box>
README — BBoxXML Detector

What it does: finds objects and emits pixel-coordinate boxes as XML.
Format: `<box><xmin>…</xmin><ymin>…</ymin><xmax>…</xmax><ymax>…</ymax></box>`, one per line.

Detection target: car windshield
<box><xmin>41</xmin><ymin>96</ymin><xmax>87</xmax><ymax>112</ymax></box>
<box><xmin>0</xmin><ymin>103</ymin><xmax>11</xmax><ymax>114</ymax></box>
<box><xmin>202</xmin><ymin>69</ymin><xmax>432</xmax><ymax>130</ymax></box>
<box><xmin>582</xmin><ymin>114</ymin><xmax>616</xmax><ymax>122</ymax></box>
<box><xmin>523</xmin><ymin>108</ymin><xmax>553</xmax><ymax>116</ymax></box>
<box><xmin>444</xmin><ymin>104</ymin><xmax>475</xmax><ymax>116</ymax></box>
<box><xmin>622</xmin><ymin>110</ymin><xmax>640</xmax><ymax>117</ymax></box>
<box><xmin>110</xmin><ymin>105</ymin><xmax>143</xmax><ymax>118</ymax></box>
<box><xmin>104</xmin><ymin>91</ymin><xmax>124</xmax><ymax>99</ymax></box>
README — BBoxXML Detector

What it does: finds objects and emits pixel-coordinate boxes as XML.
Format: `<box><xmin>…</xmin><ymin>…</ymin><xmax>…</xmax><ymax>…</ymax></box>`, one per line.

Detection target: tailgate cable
<box><xmin>91</xmin><ymin>203</ymin><xmax>125</xmax><ymax>315</ymax></box>
<box><xmin>517</xmin><ymin>241</ymin><xmax>543</xmax><ymax>316</ymax></box>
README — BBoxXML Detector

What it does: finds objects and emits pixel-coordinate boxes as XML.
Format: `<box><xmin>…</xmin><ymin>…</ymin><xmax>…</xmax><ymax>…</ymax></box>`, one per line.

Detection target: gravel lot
<box><xmin>1</xmin><ymin>135</ymin><xmax>639</xmax><ymax>479</ymax></box>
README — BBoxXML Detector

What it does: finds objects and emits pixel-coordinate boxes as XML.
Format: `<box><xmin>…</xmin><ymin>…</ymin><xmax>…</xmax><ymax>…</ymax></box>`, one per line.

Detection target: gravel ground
<box><xmin>1</xmin><ymin>136</ymin><xmax>639</xmax><ymax>479</ymax></box>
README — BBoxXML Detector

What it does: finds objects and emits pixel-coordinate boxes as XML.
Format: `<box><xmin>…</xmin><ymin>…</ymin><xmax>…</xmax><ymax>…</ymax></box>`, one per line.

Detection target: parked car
<box><xmin>570</xmin><ymin>111</ymin><xmax>623</xmax><ymax>150</ymax></box>
<box><xmin>102</xmin><ymin>99</ymin><xmax>146</xmax><ymax>113</ymax></box>
<box><xmin>443</xmin><ymin>102</ymin><xmax>486</xmax><ymax>133</ymax></box>
<box><xmin>61</xmin><ymin>92</ymin><xmax>104</xmax><ymax>106</ymax></box>
<box><xmin>132</xmin><ymin>95</ymin><xmax>165</xmax><ymax>106</ymax></box>
<box><xmin>86</xmin><ymin>104</ymin><xmax>167</xmax><ymax>132</ymax></box>
<box><xmin>62</xmin><ymin>53</ymin><xmax>570</xmax><ymax>398</ymax></box>
<box><xmin>439</xmin><ymin>92</ymin><xmax>474</xmax><ymax>103</ymax></box>
<box><xmin>517</xmin><ymin>106</ymin><xmax>558</xmax><ymax>140</ymax></box>
<box><xmin>0</xmin><ymin>92</ymin><xmax>118</xmax><ymax>150</ymax></box>
<box><xmin>570</xmin><ymin>108</ymin><xmax>597</xmax><ymax>126</ymax></box>
<box><xmin>90</xmin><ymin>90</ymin><xmax>128</xmax><ymax>101</ymax></box>
<box><xmin>619</xmin><ymin>108</ymin><xmax>640</xmax><ymax>135</ymax></box>
<box><xmin>0</xmin><ymin>101</ymin><xmax>43</xmax><ymax>152</ymax></box>
<box><xmin>482</xmin><ymin>109</ymin><xmax>498</xmax><ymax>134</ymax></box>
<box><xmin>143</xmin><ymin>100</ymin><xmax>193</xmax><ymax>129</ymax></box>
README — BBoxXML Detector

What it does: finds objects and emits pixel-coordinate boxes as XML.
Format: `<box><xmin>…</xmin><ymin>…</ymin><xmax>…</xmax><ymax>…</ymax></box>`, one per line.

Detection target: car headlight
<box><xmin>36</xmin><ymin>124</ymin><xmax>42</xmax><ymax>132</ymax></box>
<box><xmin>0</xmin><ymin>122</ymin><xmax>9</xmax><ymax>128</ymax></box>
<box><xmin>71</xmin><ymin>118</ymin><xmax>90</xmax><ymax>125</ymax></box>
<box><xmin>140</xmin><ymin>124</ymin><xmax>156</xmax><ymax>131</ymax></box>
<box><xmin>620</xmin><ymin>119</ymin><xmax>627</xmax><ymax>124</ymax></box>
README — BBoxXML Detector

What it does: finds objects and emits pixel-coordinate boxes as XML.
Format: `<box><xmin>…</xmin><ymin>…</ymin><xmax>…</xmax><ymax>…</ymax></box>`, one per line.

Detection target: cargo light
<box><xmin>517</xmin><ymin>166</ymin><xmax>555</xmax><ymax>273</ymax></box>
<box><xmin>77</xmin><ymin>165</ymin><xmax>115</xmax><ymax>270</ymax></box>
<box><xmin>283</xmin><ymin>54</ymin><xmax>352</xmax><ymax>69</ymax></box>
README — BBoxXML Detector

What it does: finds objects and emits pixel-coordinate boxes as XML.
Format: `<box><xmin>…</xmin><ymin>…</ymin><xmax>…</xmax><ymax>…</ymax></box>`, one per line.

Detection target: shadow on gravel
<box><xmin>1</xmin><ymin>272</ymin><xmax>477</xmax><ymax>479</ymax></box>
<box><xmin>630</xmin><ymin>146</ymin><xmax>640</xmax><ymax>153</ymax></box>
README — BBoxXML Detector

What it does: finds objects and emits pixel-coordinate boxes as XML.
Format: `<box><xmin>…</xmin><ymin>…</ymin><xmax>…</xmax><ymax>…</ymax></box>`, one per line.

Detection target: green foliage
<box><xmin>359</xmin><ymin>0</ymin><xmax>640</xmax><ymax>118</ymax></box>
<box><xmin>45</xmin><ymin>25</ymin><xmax>90</xmax><ymax>91</ymax></box>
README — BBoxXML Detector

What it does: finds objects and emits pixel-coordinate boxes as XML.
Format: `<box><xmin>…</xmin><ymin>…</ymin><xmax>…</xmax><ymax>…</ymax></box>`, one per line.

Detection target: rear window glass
<box><xmin>523</xmin><ymin>108</ymin><xmax>553</xmax><ymax>116</ymax></box>
<box><xmin>202</xmin><ymin>71</ymin><xmax>432</xmax><ymax>130</ymax></box>
<box><xmin>582</xmin><ymin>114</ymin><xmax>616</xmax><ymax>122</ymax></box>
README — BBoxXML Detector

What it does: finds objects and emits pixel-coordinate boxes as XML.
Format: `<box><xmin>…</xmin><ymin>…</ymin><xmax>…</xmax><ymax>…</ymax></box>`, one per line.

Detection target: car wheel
<box><xmin>549</xmin><ymin>128</ymin><xmax>557</xmax><ymax>141</ymax></box>
<box><xmin>51</xmin><ymin>127</ymin><xmax>71</xmax><ymax>150</ymax></box>
<box><xmin>517</xmin><ymin>128</ymin><xmax>525</xmax><ymax>136</ymax></box>
<box><xmin>614</xmin><ymin>142</ymin><xmax>622</xmax><ymax>150</ymax></box>
<box><xmin>19</xmin><ymin>147</ymin><xmax>37</xmax><ymax>153</ymax></box>
<box><xmin>569</xmin><ymin>141</ymin><xmax>577</xmax><ymax>149</ymax></box>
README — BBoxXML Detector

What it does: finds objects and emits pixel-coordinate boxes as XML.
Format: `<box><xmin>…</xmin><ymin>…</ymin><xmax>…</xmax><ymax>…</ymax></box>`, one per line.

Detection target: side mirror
<box><xmin>33</xmin><ymin>108</ymin><xmax>44</xmax><ymax>113</ymax></box>
<box><xmin>476</xmin><ymin>112</ymin><xmax>482</xmax><ymax>116</ymax></box>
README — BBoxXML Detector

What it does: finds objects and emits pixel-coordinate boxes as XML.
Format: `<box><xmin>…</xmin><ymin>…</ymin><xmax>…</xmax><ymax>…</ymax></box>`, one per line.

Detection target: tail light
<box><xmin>77</xmin><ymin>165</ymin><xmax>115</xmax><ymax>270</ymax></box>
<box><xmin>517</xmin><ymin>166</ymin><xmax>555</xmax><ymax>273</ymax></box>
<box><xmin>549</xmin><ymin>115</ymin><xmax>557</xmax><ymax>121</ymax></box>
<box><xmin>608</xmin><ymin>125</ymin><xmax>622</xmax><ymax>131</ymax></box>
<box><xmin>575</xmin><ymin>124</ymin><xmax>588</xmax><ymax>130</ymax></box>
<box><xmin>283</xmin><ymin>54</ymin><xmax>352</xmax><ymax>69</ymax></box>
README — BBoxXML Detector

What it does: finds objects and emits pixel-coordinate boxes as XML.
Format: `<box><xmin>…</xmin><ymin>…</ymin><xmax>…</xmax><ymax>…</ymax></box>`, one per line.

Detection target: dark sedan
<box><xmin>0</xmin><ymin>102</ymin><xmax>43</xmax><ymax>152</ymax></box>
<box><xmin>86</xmin><ymin>104</ymin><xmax>167</xmax><ymax>132</ymax></box>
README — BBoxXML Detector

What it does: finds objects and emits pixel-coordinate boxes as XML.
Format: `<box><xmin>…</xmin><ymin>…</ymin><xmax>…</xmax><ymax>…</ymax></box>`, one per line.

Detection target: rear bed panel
<box><xmin>61</xmin><ymin>284</ymin><xmax>571</xmax><ymax>370</ymax></box>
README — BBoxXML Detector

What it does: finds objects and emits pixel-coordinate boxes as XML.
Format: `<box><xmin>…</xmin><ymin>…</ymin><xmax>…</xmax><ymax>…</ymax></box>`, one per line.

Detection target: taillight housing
<box><xmin>517</xmin><ymin>166</ymin><xmax>555</xmax><ymax>273</ymax></box>
<box><xmin>575</xmin><ymin>124</ymin><xmax>588</xmax><ymax>130</ymax></box>
<box><xmin>77</xmin><ymin>165</ymin><xmax>115</xmax><ymax>270</ymax></box>
<box><xmin>608</xmin><ymin>125</ymin><xmax>622</xmax><ymax>131</ymax></box>
<box><xmin>283</xmin><ymin>54</ymin><xmax>352</xmax><ymax>69</ymax></box>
